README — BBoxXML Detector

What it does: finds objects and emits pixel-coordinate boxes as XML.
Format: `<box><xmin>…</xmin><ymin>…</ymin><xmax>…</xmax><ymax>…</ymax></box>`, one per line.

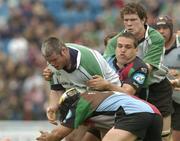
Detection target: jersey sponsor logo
<box><xmin>133</xmin><ymin>73</ymin><xmax>145</xmax><ymax>84</ymax></box>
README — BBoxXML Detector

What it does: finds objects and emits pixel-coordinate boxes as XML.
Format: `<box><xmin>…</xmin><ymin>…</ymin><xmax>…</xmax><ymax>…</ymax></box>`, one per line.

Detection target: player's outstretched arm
<box><xmin>36</xmin><ymin>125</ymin><xmax>73</xmax><ymax>141</ymax></box>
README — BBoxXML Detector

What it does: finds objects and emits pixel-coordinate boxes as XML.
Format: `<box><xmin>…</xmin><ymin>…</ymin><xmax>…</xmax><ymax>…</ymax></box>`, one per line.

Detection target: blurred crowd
<box><xmin>0</xmin><ymin>0</ymin><xmax>180</xmax><ymax>120</ymax></box>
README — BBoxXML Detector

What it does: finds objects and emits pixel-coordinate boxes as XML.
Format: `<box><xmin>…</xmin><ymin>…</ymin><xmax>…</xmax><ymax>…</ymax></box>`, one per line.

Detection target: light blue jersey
<box><xmin>96</xmin><ymin>92</ymin><xmax>159</xmax><ymax>114</ymax></box>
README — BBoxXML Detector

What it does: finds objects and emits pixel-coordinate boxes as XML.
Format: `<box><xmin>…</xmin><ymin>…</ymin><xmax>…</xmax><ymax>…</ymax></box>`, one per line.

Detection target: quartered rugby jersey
<box><xmin>59</xmin><ymin>91</ymin><xmax>160</xmax><ymax>129</ymax></box>
<box><xmin>108</xmin><ymin>56</ymin><xmax>148</xmax><ymax>92</ymax></box>
<box><xmin>49</xmin><ymin>43</ymin><xmax>121</xmax><ymax>93</ymax></box>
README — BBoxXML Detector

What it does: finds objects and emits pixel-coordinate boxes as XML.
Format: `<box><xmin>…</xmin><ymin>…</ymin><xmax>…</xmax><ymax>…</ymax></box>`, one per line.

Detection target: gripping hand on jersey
<box><xmin>86</xmin><ymin>75</ymin><xmax>109</xmax><ymax>90</ymax></box>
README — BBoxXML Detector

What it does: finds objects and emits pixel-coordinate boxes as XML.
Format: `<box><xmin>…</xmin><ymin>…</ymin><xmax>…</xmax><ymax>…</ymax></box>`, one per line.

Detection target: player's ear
<box><xmin>60</xmin><ymin>47</ymin><xmax>67</xmax><ymax>56</ymax></box>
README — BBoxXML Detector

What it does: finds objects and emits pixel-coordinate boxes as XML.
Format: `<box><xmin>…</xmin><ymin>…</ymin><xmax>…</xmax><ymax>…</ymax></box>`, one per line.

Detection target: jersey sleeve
<box><xmin>122</xmin><ymin>58</ymin><xmax>148</xmax><ymax>91</ymax></box>
<box><xmin>60</xmin><ymin>106</ymin><xmax>77</xmax><ymax>128</ymax></box>
<box><xmin>123</xmin><ymin>67</ymin><xmax>148</xmax><ymax>91</ymax></box>
<box><xmin>61</xmin><ymin>97</ymin><xmax>94</xmax><ymax>129</ymax></box>
<box><xmin>51</xmin><ymin>84</ymin><xmax>65</xmax><ymax>91</ymax></box>
<box><xmin>143</xmin><ymin>32</ymin><xmax>165</xmax><ymax>69</ymax></box>
<box><xmin>94</xmin><ymin>51</ymin><xmax>121</xmax><ymax>86</ymax></box>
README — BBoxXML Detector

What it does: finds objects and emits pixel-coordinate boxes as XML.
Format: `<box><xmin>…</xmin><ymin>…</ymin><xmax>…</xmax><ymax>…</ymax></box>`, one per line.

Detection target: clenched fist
<box><xmin>43</xmin><ymin>67</ymin><xmax>53</xmax><ymax>81</ymax></box>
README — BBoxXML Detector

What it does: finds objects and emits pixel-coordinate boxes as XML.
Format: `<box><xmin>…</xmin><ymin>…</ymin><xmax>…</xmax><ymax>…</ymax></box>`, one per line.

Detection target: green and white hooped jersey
<box><xmin>49</xmin><ymin>43</ymin><xmax>121</xmax><ymax>93</ymax></box>
<box><xmin>104</xmin><ymin>25</ymin><xmax>168</xmax><ymax>86</ymax></box>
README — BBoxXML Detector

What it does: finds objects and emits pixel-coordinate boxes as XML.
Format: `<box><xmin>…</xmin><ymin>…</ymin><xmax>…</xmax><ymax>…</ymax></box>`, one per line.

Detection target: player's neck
<box><xmin>137</xmin><ymin>27</ymin><xmax>146</xmax><ymax>41</ymax></box>
<box><xmin>116</xmin><ymin>62</ymin><xmax>124</xmax><ymax>69</ymax></box>
<box><xmin>64</xmin><ymin>50</ymin><xmax>72</xmax><ymax>70</ymax></box>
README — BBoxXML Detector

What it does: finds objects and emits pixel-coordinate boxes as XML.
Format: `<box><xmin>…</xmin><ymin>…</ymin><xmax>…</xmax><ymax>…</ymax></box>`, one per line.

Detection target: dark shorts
<box><xmin>139</xmin><ymin>78</ymin><xmax>173</xmax><ymax>117</ymax></box>
<box><xmin>86</xmin><ymin>115</ymin><xmax>114</xmax><ymax>139</ymax></box>
<box><xmin>172</xmin><ymin>101</ymin><xmax>180</xmax><ymax>130</ymax></box>
<box><xmin>114</xmin><ymin>108</ymin><xmax>163</xmax><ymax>141</ymax></box>
<box><xmin>87</xmin><ymin>127</ymin><xmax>101</xmax><ymax>140</ymax></box>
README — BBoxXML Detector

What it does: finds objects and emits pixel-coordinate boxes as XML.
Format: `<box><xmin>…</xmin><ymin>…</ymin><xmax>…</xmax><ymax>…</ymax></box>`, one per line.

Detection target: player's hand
<box><xmin>168</xmin><ymin>69</ymin><xmax>179</xmax><ymax>77</ymax></box>
<box><xmin>174</xmin><ymin>87</ymin><xmax>180</xmax><ymax>91</ymax></box>
<box><xmin>46</xmin><ymin>106</ymin><xmax>58</xmax><ymax>125</ymax></box>
<box><xmin>43</xmin><ymin>67</ymin><xmax>53</xmax><ymax>81</ymax></box>
<box><xmin>36</xmin><ymin>131</ymin><xmax>51</xmax><ymax>141</ymax></box>
<box><xmin>170</xmin><ymin>79</ymin><xmax>180</xmax><ymax>88</ymax></box>
<box><xmin>86</xmin><ymin>75</ymin><xmax>109</xmax><ymax>90</ymax></box>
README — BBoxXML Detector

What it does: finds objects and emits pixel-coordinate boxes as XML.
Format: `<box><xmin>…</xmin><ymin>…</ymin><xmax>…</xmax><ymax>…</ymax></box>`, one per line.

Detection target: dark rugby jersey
<box><xmin>108</xmin><ymin>56</ymin><xmax>148</xmax><ymax>93</ymax></box>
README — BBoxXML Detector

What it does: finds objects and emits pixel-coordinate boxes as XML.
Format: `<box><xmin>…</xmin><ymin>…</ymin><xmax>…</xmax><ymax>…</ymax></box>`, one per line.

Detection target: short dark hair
<box><xmin>104</xmin><ymin>32</ymin><xmax>118</xmax><ymax>46</ymax></box>
<box><xmin>120</xmin><ymin>2</ymin><xmax>147</xmax><ymax>24</ymax></box>
<box><xmin>41</xmin><ymin>37</ymin><xmax>66</xmax><ymax>57</ymax></box>
<box><xmin>118</xmin><ymin>32</ymin><xmax>138</xmax><ymax>48</ymax></box>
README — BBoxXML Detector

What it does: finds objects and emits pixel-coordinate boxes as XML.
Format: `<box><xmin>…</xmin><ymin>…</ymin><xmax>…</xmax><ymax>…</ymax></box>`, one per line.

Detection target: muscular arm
<box><xmin>87</xmin><ymin>75</ymin><xmax>136</xmax><ymax>95</ymax></box>
<box><xmin>106</xmin><ymin>82</ymin><xmax>136</xmax><ymax>95</ymax></box>
<box><xmin>36</xmin><ymin>125</ymin><xmax>73</xmax><ymax>141</ymax></box>
<box><xmin>49</xmin><ymin>90</ymin><xmax>64</xmax><ymax>108</ymax></box>
<box><xmin>47</xmin><ymin>90</ymin><xmax>64</xmax><ymax>125</ymax></box>
<box><xmin>42</xmin><ymin>66</ymin><xmax>66</xmax><ymax>124</ymax></box>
